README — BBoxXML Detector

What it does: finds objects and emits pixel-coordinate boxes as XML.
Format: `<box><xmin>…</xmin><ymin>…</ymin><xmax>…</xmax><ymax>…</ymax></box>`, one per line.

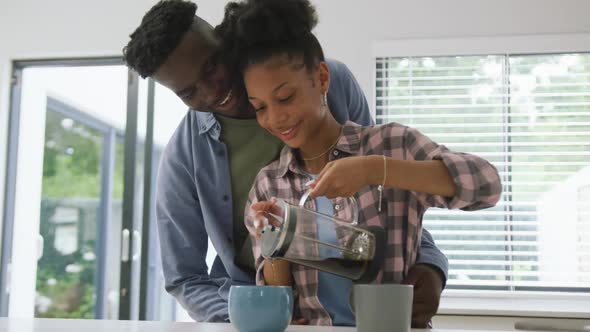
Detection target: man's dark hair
<box><xmin>123</xmin><ymin>0</ymin><xmax>197</xmax><ymax>78</ymax></box>
<box><xmin>215</xmin><ymin>0</ymin><xmax>324</xmax><ymax>74</ymax></box>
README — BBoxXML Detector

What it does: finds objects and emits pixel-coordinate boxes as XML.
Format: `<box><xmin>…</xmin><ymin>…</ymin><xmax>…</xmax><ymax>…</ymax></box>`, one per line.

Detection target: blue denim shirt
<box><xmin>155</xmin><ymin>59</ymin><xmax>448</xmax><ymax>322</ymax></box>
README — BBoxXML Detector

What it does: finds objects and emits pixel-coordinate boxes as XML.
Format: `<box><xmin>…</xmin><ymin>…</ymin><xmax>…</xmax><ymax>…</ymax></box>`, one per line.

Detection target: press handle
<box><xmin>298</xmin><ymin>190</ymin><xmax>359</xmax><ymax>225</ymax></box>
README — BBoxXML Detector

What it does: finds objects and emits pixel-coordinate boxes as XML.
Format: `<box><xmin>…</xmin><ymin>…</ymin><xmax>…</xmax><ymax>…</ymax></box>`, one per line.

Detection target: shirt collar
<box><xmin>270</xmin><ymin>121</ymin><xmax>363</xmax><ymax>179</ymax></box>
<box><xmin>195</xmin><ymin>111</ymin><xmax>218</xmax><ymax>135</ymax></box>
<box><xmin>337</xmin><ymin>121</ymin><xmax>362</xmax><ymax>155</ymax></box>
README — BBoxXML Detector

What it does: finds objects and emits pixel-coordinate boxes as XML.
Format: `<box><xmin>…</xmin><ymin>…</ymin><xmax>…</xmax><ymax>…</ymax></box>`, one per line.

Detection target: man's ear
<box><xmin>318</xmin><ymin>61</ymin><xmax>330</xmax><ymax>94</ymax></box>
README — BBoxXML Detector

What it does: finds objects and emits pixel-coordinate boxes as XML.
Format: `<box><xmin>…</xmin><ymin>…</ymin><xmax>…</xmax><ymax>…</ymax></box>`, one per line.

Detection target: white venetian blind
<box><xmin>375</xmin><ymin>54</ymin><xmax>590</xmax><ymax>291</ymax></box>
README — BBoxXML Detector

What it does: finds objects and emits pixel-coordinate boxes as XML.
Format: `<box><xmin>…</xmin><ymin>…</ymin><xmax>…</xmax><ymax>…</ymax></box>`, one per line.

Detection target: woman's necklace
<box><xmin>301</xmin><ymin>127</ymin><xmax>343</xmax><ymax>162</ymax></box>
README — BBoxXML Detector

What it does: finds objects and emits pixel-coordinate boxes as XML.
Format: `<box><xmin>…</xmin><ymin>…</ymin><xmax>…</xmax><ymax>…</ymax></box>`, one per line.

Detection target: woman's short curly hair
<box><xmin>123</xmin><ymin>0</ymin><xmax>197</xmax><ymax>78</ymax></box>
<box><xmin>215</xmin><ymin>0</ymin><xmax>324</xmax><ymax>73</ymax></box>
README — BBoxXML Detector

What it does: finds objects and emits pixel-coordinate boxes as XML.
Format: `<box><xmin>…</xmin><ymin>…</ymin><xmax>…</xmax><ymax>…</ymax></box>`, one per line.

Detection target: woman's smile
<box><xmin>275</xmin><ymin>121</ymin><xmax>302</xmax><ymax>142</ymax></box>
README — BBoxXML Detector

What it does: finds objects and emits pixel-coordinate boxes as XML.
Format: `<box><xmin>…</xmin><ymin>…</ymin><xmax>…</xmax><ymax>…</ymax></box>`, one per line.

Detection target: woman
<box><xmin>217</xmin><ymin>0</ymin><xmax>502</xmax><ymax>326</ymax></box>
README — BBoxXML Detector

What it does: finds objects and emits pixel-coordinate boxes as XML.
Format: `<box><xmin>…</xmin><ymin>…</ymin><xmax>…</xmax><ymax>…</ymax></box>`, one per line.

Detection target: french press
<box><xmin>259</xmin><ymin>191</ymin><xmax>386</xmax><ymax>283</ymax></box>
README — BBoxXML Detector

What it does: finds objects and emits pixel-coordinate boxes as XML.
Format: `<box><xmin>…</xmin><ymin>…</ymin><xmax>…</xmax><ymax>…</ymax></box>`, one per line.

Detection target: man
<box><xmin>123</xmin><ymin>0</ymin><xmax>447</xmax><ymax>327</ymax></box>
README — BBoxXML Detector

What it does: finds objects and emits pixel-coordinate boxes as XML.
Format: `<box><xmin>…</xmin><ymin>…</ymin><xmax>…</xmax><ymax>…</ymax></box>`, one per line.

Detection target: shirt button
<box><xmin>334</xmin><ymin>204</ymin><xmax>341</xmax><ymax>211</ymax></box>
<box><xmin>223</xmin><ymin>195</ymin><xmax>229</xmax><ymax>201</ymax></box>
<box><xmin>332</xmin><ymin>150</ymin><xmax>339</xmax><ymax>156</ymax></box>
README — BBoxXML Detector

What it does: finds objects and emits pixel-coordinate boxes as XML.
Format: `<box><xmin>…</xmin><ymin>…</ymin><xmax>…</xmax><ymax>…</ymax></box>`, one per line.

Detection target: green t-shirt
<box><xmin>215</xmin><ymin>114</ymin><xmax>283</xmax><ymax>273</ymax></box>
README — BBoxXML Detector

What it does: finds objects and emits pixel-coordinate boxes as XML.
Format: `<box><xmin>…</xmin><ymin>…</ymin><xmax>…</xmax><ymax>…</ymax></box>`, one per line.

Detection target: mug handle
<box><xmin>298</xmin><ymin>190</ymin><xmax>359</xmax><ymax>226</ymax></box>
<box><xmin>348</xmin><ymin>287</ymin><xmax>356</xmax><ymax>316</ymax></box>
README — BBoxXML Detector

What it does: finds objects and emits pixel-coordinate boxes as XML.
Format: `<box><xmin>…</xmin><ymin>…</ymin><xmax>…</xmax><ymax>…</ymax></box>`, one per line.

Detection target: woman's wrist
<box><xmin>364</xmin><ymin>155</ymin><xmax>386</xmax><ymax>186</ymax></box>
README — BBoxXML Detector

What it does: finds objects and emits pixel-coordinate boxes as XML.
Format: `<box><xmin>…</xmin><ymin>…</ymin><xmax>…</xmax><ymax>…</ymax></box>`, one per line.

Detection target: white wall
<box><xmin>0</xmin><ymin>56</ymin><xmax>8</xmax><ymax>260</ymax></box>
<box><xmin>1</xmin><ymin>0</ymin><xmax>590</xmax><ymax>323</ymax></box>
<box><xmin>313</xmin><ymin>0</ymin><xmax>590</xmax><ymax>107</ymax></box>
<box><xmin>8</xmin><ymin>71</ymin><xmax>49</xmax><ymax>317</ymax></box>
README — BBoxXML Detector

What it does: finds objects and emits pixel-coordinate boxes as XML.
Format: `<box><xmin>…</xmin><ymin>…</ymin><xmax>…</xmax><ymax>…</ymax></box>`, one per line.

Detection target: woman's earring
<box><xmin>322</xmin><ymin>92</ymin><xmax>328</xmax><ymax>107</ymax></box>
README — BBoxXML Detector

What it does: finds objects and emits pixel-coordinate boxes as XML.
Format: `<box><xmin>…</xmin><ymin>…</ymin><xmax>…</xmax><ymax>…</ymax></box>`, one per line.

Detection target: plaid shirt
<box><xmin>244</xmin><ymin>121</ymin><xmax>502</xmax><ymax>325</ymax></box>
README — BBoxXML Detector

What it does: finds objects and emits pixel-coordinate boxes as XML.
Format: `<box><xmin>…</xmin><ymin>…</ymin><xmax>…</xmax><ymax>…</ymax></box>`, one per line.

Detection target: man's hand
<box><xmin>402</xmin><ymin>264</ymin><xmax>444</xmax><ymax>328</ymax></box>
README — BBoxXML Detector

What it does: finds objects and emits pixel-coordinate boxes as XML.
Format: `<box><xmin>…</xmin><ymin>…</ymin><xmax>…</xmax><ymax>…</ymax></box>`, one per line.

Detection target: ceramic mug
<box><xmin>229</xmin><ymin>285</ymin><xmax>293</xmax><ymax>332</ymax></box>
<box><xmin>351</xmin><ymin>284</ymin><xmax>413</xmax><ymax>332</ymax></box>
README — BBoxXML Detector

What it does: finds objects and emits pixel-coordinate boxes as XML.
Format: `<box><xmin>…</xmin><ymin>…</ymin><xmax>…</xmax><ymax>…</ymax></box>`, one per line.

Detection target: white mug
<box><xmin>352</xmin><ymin>284</ymin><xmax>413</xmax><ymax>332</ymax></box>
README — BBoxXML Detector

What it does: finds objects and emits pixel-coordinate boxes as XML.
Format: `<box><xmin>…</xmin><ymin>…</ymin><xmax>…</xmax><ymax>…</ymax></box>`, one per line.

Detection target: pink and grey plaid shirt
<box><xmin>244</xmin><ymin>121</ymin><xmax>501</xmax><ymax>325</ymax></box>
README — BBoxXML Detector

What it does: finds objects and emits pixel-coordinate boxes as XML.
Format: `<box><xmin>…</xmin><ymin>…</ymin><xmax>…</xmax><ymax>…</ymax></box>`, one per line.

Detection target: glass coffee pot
<box><xmin>259</xmin><ymin>191</ymin><xmax>386</xmax><ymax>283</ymax></box>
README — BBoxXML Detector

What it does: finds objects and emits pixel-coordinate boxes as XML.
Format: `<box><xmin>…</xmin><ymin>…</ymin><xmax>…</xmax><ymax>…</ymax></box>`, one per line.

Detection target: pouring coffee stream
<box><xmin>258</xmin><ymin>190</ymin><xmax>386</xmax><ymax>283</ymax></box>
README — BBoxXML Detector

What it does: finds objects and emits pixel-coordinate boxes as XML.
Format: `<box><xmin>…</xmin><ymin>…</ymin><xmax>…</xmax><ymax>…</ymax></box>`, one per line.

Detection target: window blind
<box><xmin>375</xmin><ymin>54</ymin><xmax>590</xmax><ymax>291</ymax></box>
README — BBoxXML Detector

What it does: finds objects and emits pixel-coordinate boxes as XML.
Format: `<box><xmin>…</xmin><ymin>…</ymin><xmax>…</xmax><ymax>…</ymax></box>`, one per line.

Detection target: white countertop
<box><xmin>438</xmin><ymin>291</ymin><xmax>590</xmax><ymax>319</ymax></box>
<box><xmin>0</xmin><ymin>318</ymin><xmax>494</xmax><ymax>332</ymax></box>
<box><xmin>0</xmin><ymin>319</ymin><xmax>350</xmax><ymax>332</ymax></box>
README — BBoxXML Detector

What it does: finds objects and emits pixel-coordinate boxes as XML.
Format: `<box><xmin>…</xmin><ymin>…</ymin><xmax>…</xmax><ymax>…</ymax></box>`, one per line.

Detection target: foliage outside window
<box><xmin>36</xmin><ymin>110</ymin><xmax>124</xmax><ymax>318</ymax></box>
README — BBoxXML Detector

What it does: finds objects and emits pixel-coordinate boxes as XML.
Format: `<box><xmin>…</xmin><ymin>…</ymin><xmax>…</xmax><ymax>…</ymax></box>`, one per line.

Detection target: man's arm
<box><xmin>156</xmin><ymin>139</ymin><xmax>229</xmax><ymax>322</ymax></box>
<box><xmin>416</xmin><ymin>229</ymin><xmax>448</xmax><ymax>284</ymax></box>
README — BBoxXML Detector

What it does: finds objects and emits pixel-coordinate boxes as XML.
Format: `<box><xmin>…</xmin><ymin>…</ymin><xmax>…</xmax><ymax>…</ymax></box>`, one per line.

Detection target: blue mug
<box><xmin>229</xmin><ymin>286</ymin><xmax>294</xmax><ymax>332</ymax></box>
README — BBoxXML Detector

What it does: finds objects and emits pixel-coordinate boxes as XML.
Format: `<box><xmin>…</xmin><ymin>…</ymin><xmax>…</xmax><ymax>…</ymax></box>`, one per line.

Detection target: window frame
<box><xmin>372</xmin><ymin>33</ymin><xmax>590</xmax><ymax>318</ymax></box>
<box><xmin>0</xmin><ymin>58</ymin><xmax>162</xmax><ymax>320</ymax></box>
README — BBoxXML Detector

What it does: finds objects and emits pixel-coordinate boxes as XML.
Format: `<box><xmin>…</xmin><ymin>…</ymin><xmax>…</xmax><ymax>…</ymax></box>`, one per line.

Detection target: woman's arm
<box><xmin>398</xmin><ymin>126</ymin><xmax>502</xmax><ymax>210</ymax></box>
<box><xmin>309</xmin><ymin>125</ymin><xmax>501</xmax><ymax>210</ymax></box>
<box><xmin>309</xmin><ymin>156</ymin><xmax>456</xmax><ymax>198</ymax></box>
<box><xmin>364</xmin><ymin>157</ymin><xmax>456</xmax><ymax>197</ymax></box>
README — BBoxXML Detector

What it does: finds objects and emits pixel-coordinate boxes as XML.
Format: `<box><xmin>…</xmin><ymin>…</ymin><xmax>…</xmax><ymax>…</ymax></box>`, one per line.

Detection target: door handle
<box><xmin>121</xmin><ymin>229</ymin><xmax>130</xmax><ymax>262</ymax></box>
<box><xmin>5</xmin><ymin>263</ymin><xmax>11</xmax><ymax>294</ymax></box>
<box><xmin>36</xmin><ymin>234</ymin><xmax>44</xmax><ymax>261</ymax></box>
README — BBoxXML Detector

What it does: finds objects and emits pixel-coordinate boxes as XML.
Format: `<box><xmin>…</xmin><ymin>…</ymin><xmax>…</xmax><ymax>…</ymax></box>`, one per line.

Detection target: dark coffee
<box><xmin>288</xmin><ymin>257</ymin><xmax>371</xmax><ymax>280</ymax></box>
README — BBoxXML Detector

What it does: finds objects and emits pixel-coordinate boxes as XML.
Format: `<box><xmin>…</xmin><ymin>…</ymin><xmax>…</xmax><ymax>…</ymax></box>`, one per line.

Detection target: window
<box><xmin>1</xmin><ymin>59</ymin><xmax>212</xmax><ymax>321</ymax></box>
<box><xmin>1</xmin><ymin>62</ymin><xmax>130</xmax><ymax>318</ymax></box>
<box><xmin>376</xmin><ymin>52</ymin><xmax>590</xmax><ymax>292</ymax></box>
<box><xmin>0</xmin><ymin>60</ymin><xmax>172</xmax><ymax>320</ymax></box>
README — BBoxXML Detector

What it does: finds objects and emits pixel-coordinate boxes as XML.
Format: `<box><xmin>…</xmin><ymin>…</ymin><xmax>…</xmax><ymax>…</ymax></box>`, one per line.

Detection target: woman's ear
<box><xmin>318</xmin><ymin>61</ymin><xmax>330</xmax><ymax>94</ymax></box>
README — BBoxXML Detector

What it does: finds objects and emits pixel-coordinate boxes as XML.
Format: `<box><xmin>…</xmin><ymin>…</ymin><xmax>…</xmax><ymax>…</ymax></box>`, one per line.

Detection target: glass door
<box><xmin>0</xmin><ymin>61</ymin><xmax>132</xmax><ymax>319</ymax></box>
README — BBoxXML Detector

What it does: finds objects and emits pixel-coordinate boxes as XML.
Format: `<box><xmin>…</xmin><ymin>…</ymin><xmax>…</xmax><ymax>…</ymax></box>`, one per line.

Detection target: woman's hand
<box><xmin>251</xmin><ymin>198</ymin><xmax>284</xmax><ymax>238</ymax></box>
<box><xmin>309</xmin><ymin>156</ymin><xmax>380</xmax><ymax>199</ymax></box>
